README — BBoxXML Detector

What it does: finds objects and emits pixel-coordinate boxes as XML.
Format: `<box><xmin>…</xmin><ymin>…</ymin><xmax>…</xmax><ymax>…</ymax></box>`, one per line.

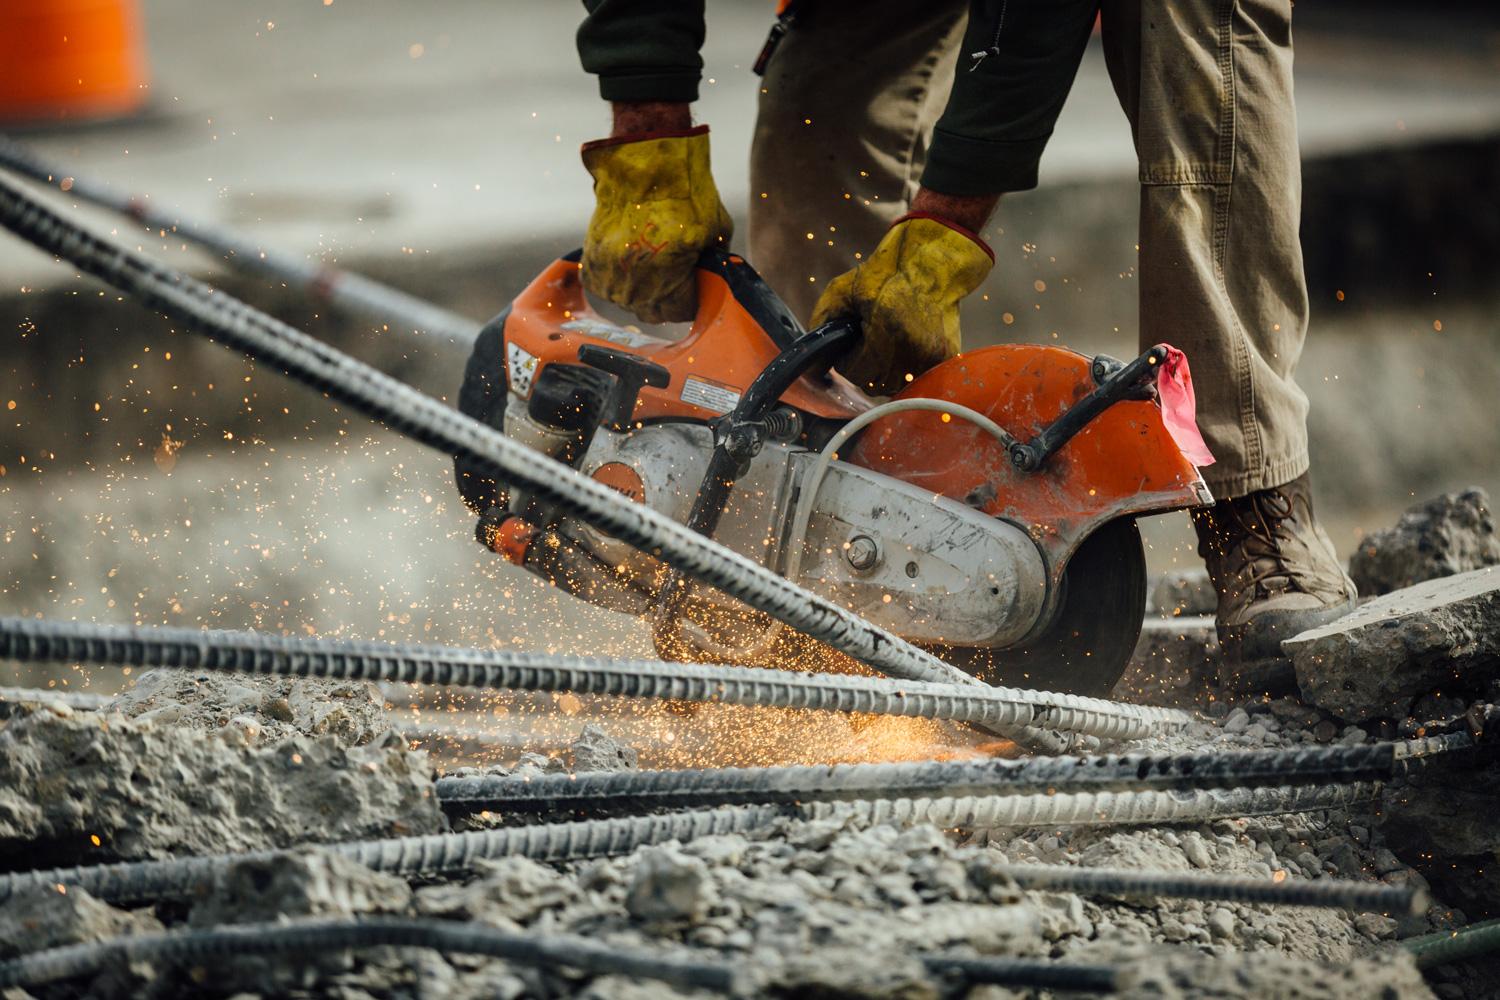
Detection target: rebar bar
<box><xmin>925</xmin><ymin>954</ymin><xmax>1119</xmax><ymax>992</ymax></box>
<box><xmin>1394</xmin><ymin>731</ymin><xmax>1476</xmax><ymax>759</ymax></box>
<box><xmin>807</xmin><ymin>781</ymin><xmax>1382</xmax><ymax>830</ymax></box>
<box><xmin>986</xmin><ymin>862</ymin><xmax>1420</xmax><ymax>913</ymax></box>
<box><xmin>1403</xmin><ymin>917</ymin><xmax>1500</xmax><ymax>969</ymax></box>
<box><xmin>0</xmin><ymin>806</ymin><xmax>785</xmax><ymax>906</ymax></box>
<box><xmin>0</xmin><ymin>781</ymin><xmax>1378</xmax><ymax>908</ymax></box>
<box><xmin>0</xmin><ymin>917</ymin><xmax>734</xmax><ymax>993</ymax></box>
<box><xmin>434</xmin><ymin>744</ymin><xmax>1397</xmax><ymax>815</ymax></box>
<box><xmin>0</xmin><ymin>914</ymin><xmax>1126</xmax><ymax>995</ymax></box>
<box><xmin>0</xmin><ymin>135</ymin><xmax>480</xmax><ymax>346</ymax></box>
<box><xmin>0</xmin><ymin>174</ymin><xmax>1062</xmax><ymax>742</ymax></box>
<box><xmin>0</xmin><ymin>616</ymin><xmax>1192</xmax><ymax>742</ymax></box>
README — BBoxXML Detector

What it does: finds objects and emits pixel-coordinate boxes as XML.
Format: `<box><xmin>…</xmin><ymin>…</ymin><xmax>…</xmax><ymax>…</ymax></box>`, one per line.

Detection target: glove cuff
<box><xmin>581</xmin><ymin>124</ymin><xmax>710</xmax><ymax>154</ymax></box>
<box><xmin>893</xmin><ymin>211</ymin><xmax>995</xmax><ymax>264</ymax></box>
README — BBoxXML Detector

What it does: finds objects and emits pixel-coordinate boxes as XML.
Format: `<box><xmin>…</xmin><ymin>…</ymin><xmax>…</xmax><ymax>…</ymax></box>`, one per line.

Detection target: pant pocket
<box><xmin>1137</xmin><ymin>0</ymin><xmax>1234</xmax><ymax>185</ymax></box>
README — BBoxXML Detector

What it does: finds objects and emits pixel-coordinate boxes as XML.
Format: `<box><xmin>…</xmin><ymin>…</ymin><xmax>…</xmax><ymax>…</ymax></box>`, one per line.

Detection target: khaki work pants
<box><xmin>749</xmin><ymin>0</ymin><xmax>1311</xmax><ymax>498</ymax></box>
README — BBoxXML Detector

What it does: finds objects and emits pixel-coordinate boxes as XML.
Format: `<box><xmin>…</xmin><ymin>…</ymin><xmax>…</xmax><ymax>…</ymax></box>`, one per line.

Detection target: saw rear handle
<box><xmin>577</xmin><ymin>344</ymin><xmax>670</xmax><ymax>431</ymax></box>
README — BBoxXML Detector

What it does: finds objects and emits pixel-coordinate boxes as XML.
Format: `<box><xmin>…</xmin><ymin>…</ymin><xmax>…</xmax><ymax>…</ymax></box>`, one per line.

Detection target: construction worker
<box><xmin>573</xmin><ymin>0</ymin><xmax>1357</xmax><ymax>663</ymax></box>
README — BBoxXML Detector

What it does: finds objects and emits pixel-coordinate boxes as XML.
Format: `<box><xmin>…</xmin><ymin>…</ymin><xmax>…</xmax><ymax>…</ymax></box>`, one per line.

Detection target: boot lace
<box><xmin>1220</xmin><ymin>488</ymin><xmax>1307</xmax><ymax>598</ymax></box>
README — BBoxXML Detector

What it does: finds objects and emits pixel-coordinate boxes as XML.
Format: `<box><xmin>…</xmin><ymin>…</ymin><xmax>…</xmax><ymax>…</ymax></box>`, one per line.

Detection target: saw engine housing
<box><xmin>456</xmin><ymin>250</ymin><xmax>1211</xmax><ymax>692</ymax></box>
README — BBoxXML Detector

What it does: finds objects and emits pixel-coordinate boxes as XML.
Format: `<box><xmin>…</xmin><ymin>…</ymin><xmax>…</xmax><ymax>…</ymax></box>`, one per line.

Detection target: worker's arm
<box><xmin>577</xmin><ymin>0</ymin><xmax>706</xmax><ymax>104</ymax></box>
<box><xmin>573</xmin><ymin>1</ymin><xmax>728</xmax><ymax>324</ymax></box>
<box><xmin>812</xmin><ymin>2</ymin><xmax>1098</xmax><ymax>394</ymax></box>
<box><xmin>922</xmin><ymin>0</ymin><xmax>1100</xmax><ymax>198</ymax></box>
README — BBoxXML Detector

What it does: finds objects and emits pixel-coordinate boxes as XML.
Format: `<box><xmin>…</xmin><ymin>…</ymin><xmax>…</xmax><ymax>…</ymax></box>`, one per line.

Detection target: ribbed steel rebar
<box><xmin>807</xmin><ymin>781</ymin><xmax>1382</xmax><ymax>830</ymax></box>
<box><xmin>435</xmin><ymin>744</ymin><xmax>1397</xmax><ymax>814</ymax></box>
<box><xmin>0</xmin><ymin>917</ymin><xmax>733</xmax><ymax>993</ymax></box>
<box><xmin>926</xmin><ymin>955</ymin><xmax>1119</xmax><ymax>992</ymax></box>
<box><xmin>1404</xmin><ymin>917</ymin><xmax>1500</xmax><ymax>969</ymax></box>
<box><xmin>0</xmin><ymin>136</ymin><xmax>480</xmax><ymax>346</ymax></box>
<box><xmin>0</xmin><ymin>806</ymin><xmax>784</xmax><ymax>907</ymax></box>
<box><xmin>0</xmin><ymin>616</ymin><xmax>1192</xmax><ymax>742</ymax></box>
<box><xmin>0</xmin><ymin>915</ymin><xmax>1125</xmax><ymax>995</ymax></box>
<box><xmin>0</xmin><ymin>175</ymin><xmax>1064</xmax><ymax>743</ymax></box>
<box><xmin>987</xmin><ymin>862</ymin><xmax>1419</xmax><ymax>914</ymax></box>
<box><xmin>1394</xmin><ymin>731</ymin><xmax>1476</xmax><ymax>759</ymax></box>
<box><xmin>0</xmin><ymin>781</ymin><xmax>1379</xmax><ymax>908</ymax></box>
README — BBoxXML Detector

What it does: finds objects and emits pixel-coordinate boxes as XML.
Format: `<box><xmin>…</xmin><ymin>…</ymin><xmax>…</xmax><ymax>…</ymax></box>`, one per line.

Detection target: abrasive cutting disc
<box><xmin>941</xmin><ymin>518</ymin><xmax>1148</xmax><ymax>698</ymax></box>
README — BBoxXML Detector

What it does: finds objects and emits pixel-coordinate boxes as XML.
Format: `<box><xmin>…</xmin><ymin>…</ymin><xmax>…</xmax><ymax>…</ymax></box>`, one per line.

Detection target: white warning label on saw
<box><xmin>681</xmin><ymin>376</ymin><xmax>742</xmax><ymax>414</ymax></box>
<box><xmin>507</xmin><ymin>341</ymin><xmax>539</xmax><ymax>398</ymax></box>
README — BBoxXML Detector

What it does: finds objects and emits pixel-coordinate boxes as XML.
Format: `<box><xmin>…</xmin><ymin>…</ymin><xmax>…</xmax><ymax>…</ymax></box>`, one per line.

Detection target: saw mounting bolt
<box><xmin>720</xmin><ymin>420</ymin><xmax>766</xmax><ymax>464</ymax></box>
<box><xmin>845</xmin><ymin>534</ymin><xmax>880</xmax><ymax>571</ymax></box>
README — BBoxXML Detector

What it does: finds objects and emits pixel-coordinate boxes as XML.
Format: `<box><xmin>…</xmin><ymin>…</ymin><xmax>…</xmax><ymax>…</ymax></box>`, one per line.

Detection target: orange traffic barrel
<box><xmin>0</xmin><ymin>0</ymin><xmax>149</xmax><ymax>125</ymax></box>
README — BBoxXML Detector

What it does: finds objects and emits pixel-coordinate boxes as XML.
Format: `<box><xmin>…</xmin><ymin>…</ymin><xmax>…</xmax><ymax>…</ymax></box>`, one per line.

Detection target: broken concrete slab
<box><xmin>1349</xmin><ymin>488</ymin><xmax>1500</xmax><ymax>596</ymax></box>
<box><xmin>190</xmin><ymin>848</ymin><xmax>412</xmax><ymax>927</ymax></box>
<box><xmin>0</xmin><ymin>705</ymin><xmax>443</xmax><ymax>864</ymax></box>
<box><xmin>568</xmin><ymin>723</ymin><xmax>640</xmax><ymax>774</ymax></box>
<box><xmin>185</xmin><ymin>849</ymin><xmax>415</xmax><ymax>996</ymax></box>
<box><xmin>1109</xmin><ymin>946</ymin><xmax>1436</xmax><ymax>1000</ymax></box>
<box><xmin>1285</xmin><ymin>566</ymin><xmax>1500</xmax><ymax>721</ymax></box>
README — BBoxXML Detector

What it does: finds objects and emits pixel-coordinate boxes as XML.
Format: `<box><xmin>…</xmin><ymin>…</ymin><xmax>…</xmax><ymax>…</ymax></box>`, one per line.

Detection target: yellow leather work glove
<box><xmin>580</xmin><ymin>125</ymin><xmax>733</xmax><ymax>325</ymax></box>
<box><xmin>811</xmin><ymin>214</ymin><xmax>994</xmax><ymax>396</ymax></box>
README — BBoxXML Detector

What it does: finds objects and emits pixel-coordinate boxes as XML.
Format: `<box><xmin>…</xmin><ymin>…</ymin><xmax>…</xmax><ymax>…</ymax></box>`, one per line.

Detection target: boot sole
<box><xmin>1217</xmin><ymin>593</ymin><xmax>1358</xmax><ymax>663</ymax></box>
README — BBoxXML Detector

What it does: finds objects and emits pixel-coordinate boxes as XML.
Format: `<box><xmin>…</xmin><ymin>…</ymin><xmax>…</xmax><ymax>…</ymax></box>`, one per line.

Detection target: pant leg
<box><xmin>748</xmin><ymin>0</ymin><xmax>968</xmax><ymax>324</ymax></box>
<box><xmin>1101</xmin><ymin>0</ymin><xmax>1311</xmax><ymax>499</ymax></box>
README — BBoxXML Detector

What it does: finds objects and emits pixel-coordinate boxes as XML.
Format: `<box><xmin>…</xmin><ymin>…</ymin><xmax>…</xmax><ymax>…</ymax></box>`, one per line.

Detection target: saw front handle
<box><xmin>1007</xmin><ymin>345</ymin><xmax>1168</xmax><ymax>473</ymax></box>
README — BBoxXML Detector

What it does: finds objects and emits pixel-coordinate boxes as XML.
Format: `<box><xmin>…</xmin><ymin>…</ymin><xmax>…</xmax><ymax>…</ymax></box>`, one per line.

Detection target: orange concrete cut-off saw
<box><xmin>454</xmin><ymin>250</ymin><xmax>1214</xmax><ymax>696</ymax></box>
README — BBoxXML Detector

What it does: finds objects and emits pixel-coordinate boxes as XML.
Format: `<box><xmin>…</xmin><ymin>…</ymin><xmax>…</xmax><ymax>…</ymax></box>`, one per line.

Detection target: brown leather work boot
<box><xmin>1191</xmin><ymin>472</ymin><xmax>1358</xmax><ymax>661</ymax></box>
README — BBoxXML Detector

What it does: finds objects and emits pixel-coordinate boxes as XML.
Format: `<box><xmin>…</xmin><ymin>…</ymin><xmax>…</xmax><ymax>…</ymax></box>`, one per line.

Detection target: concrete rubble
<box><xmin>112</xmin><ymin>668</ymin><xmax>390</xmax><ymax>747</ymax></box>
<box><xmin>0</xmin><ymin>675</ymin><xmax>1486</xmax><ymax>999</ymax></box>
<box><xmin>1349</xmin><ymin>488</ymin><xmax>1500</xmax><ymax>596</ymax></box>
<box><xmin>2</xmin><ymin>499</ymin><xmax>1499</xmax><ymax>997</ymax></box>
<box><xmin>0</xmin><ymin>699</ymin><xmax>441</xmax><ymax>864</ymax></box>
<box><xmin>1285</xmin><ymin>566</ymin><xmax>1500</xmax><ymax>722</ymax></box>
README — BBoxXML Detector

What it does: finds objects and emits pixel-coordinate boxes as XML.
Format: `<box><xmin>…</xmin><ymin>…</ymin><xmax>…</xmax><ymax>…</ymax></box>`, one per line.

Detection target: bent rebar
<box><xmin>986</xmin><ymin>862</ymin><xmax>1420</xmax><ymax>914</ymax></box>
<box><xmin>807</xmin><ymin>780</ymin><xmax>1382</xmax><ymax>831</ymax></box>
<box><xmin>0</xmin><ymin>807</ymin><xmax>785</xmax><ymax>906</ymax></box>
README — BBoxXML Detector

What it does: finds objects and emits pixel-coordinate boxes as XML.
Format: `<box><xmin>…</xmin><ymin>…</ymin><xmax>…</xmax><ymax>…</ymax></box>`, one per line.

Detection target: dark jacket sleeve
<box><xmin>922</xmin><ymin>0</ymin><xmax>1099</xmax><ymax>196</ymax></box>
<box><xmin>577</xmin><ymin>0</ymin><xmax>707</xmax><ymax>103</ymax></box>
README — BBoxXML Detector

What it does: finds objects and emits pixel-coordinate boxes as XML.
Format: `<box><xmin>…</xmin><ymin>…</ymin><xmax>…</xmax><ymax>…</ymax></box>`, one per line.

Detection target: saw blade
<box><xmin>939</xmin><ymin>518</ymin><xmax>1147</xmax><ymax>698</ymax></box>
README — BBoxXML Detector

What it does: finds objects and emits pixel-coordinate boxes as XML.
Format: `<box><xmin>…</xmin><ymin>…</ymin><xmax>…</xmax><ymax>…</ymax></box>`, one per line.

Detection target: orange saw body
<box><xmin>456</xmin><ymin>250</ymin><xmax>1211</xmax><ymax>694</ymax></box>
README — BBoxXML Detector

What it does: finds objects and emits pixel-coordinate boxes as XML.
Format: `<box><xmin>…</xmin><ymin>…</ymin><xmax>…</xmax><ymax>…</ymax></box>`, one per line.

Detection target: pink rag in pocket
<box><xmin>1157</xmin><ymin>346</ymin><xmax>1215</xmax><ymax>467</ymax></box>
